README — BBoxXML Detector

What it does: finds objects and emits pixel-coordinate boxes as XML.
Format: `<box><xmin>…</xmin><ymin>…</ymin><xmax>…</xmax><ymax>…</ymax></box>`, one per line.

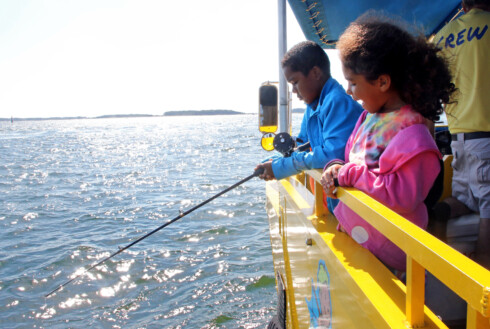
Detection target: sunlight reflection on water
<box><xmin>0</xmin><ymin>115</ymin><xmax>303</xmax><ymax>328</ymax></box>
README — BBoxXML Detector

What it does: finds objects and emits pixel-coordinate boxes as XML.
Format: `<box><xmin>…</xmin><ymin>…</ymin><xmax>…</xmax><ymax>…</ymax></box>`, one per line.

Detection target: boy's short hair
<box><xmin>281</xmin><ymin>41</ymin><xmax>331</xmax><ymax>78</ymax></box>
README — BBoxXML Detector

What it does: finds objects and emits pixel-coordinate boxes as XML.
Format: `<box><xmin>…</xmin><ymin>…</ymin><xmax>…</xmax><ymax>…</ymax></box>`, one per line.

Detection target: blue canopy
<box><xmin>288</xmin><ymin>0</ymin><xmax>463</xmax><ymax>48</ymax></box>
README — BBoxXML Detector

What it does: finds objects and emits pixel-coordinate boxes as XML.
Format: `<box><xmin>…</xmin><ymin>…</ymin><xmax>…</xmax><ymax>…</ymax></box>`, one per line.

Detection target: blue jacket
<box><xmin>271</xmin><ymin>77</ymin><xmax>363</xmax><ymax>179</ymax></box>
<box><xmin>271</xmin><ymin>78</ymin><xmax>363</xmax><ymax>213</ymax></box>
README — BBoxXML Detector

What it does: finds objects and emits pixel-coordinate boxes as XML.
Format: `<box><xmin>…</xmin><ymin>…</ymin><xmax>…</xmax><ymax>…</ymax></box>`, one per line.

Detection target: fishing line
<box><xmin>45</xmin><ymin>167</ymin><xmax>265</xmax><ymax>298</ymax></box>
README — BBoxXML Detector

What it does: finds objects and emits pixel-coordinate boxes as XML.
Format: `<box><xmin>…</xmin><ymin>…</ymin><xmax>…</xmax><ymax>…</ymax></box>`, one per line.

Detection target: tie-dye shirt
<box><xmin>348</xmin><ymin>105</ymin><xmax>426</xmax><ymax>168</ymax></box>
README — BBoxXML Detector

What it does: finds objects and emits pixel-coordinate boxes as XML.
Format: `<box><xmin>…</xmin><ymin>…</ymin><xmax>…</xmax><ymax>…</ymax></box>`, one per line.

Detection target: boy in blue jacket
<box><xmin>255</xmin><ymin>41</ymin><xmax>363</xmax><ymax>212</ymax></box>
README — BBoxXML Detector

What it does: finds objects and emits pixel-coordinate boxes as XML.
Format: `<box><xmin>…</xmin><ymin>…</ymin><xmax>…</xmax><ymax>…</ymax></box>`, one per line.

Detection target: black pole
<box><xmin>45</xmin><ymin>167</ymin><xmax>264</xmax><ymax>298</ymax></box>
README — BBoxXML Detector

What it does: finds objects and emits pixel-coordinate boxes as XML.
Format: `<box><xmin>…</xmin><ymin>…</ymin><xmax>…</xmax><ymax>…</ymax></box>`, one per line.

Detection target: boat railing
<box><xmin>304</xmin><ymin>168</ymin><xmax>490</xmax><ymax>329</ymax></box>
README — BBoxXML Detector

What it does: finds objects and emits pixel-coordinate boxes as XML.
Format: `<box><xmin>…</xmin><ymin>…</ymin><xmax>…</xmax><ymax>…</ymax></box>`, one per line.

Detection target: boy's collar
<box><xmin>310</xmin><ymin>99</ymin><xmax>319</xmax><ymax>110</ymax></box>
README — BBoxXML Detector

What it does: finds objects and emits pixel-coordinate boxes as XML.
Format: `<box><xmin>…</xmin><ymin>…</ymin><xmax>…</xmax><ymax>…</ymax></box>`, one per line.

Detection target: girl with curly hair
<box><xmin>320</xmin><ymin>13</ymin><xmax>456</xmax><ymax>272</ymax></box>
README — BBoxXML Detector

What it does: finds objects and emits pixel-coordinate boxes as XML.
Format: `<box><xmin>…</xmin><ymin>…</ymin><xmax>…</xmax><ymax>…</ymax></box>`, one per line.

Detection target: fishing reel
<box><xmin>260</xmin><ymin>132</ymin><xmax>310</xmax><ymax>157</ymax></box>
<box><xmin>273</xmin><ymin>132</ymin><xmax>297</xmax><ymax>157</ymax></box>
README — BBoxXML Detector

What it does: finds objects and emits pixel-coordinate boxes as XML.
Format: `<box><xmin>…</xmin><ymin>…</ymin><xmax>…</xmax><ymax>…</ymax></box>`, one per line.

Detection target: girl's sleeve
<box><xmin>337</xmin><ymin>151</ymin><xmax>440</xmax><ymax>213</ymax></box>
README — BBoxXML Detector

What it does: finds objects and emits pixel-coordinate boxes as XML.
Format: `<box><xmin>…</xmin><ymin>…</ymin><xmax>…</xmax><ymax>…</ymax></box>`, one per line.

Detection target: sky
<box><xmin>0</xmin><ymin>0</ymin><xmax>345</xmax><ymax>118</ymax></box>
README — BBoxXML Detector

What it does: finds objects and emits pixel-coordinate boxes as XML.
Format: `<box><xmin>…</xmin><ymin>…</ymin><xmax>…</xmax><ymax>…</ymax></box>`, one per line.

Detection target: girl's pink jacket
<box><xmin>330</xmin><ymin>111</ymin><xmax>441</xmax><ymax>271</ymax></box>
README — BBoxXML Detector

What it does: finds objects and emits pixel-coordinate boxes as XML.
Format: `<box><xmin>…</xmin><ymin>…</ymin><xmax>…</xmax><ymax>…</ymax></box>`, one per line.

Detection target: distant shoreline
<box><xmin>163</xmin><ymin>110</ymin><xmax>244</xmax><ymax>116</ymax></box>
<box><xmin>1</xmin><ymin>110</ymin><xmax>253</xmax><ymax>121</ymax></box>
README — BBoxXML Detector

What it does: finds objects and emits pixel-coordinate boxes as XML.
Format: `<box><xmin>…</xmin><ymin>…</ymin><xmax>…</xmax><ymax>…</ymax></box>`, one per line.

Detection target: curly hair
<box><xmin>337</xmin><ymin>12</ymin><xmax>456</xmax><ymax>121</ymax></box>
<box><xmin>281</xmin><ymin>41</ymin><xmax>331</xmax><ymax>78</ymax></box>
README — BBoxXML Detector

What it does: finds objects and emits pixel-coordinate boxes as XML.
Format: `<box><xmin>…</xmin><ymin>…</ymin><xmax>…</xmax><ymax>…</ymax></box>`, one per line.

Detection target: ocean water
<box><xmin>0</xmin><ymin>114</ymin><xmax>299</xmax><ymax>329</ymax></box>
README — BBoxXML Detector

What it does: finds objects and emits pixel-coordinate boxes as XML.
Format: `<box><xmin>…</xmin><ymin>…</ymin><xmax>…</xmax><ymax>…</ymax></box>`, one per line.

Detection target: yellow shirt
<box><xmin>434</xmin><ymin>8</ymin><xmax>490</xmax><ymax>133</ymax></box>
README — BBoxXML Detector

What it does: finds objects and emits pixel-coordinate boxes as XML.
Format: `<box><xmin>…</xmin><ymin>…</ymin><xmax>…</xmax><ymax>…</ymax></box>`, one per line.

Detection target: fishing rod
<box><xmin>45</xmin><ymin>167</ymin><xmax>265</xmax><ymax>298</ymax></box>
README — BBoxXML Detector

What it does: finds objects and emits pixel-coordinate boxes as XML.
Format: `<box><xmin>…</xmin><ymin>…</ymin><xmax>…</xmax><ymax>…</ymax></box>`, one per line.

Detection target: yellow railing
<box><xmin>305</xmin><ymin>169</ymin><xmax>490</xmax><ymax>329</ymax></box>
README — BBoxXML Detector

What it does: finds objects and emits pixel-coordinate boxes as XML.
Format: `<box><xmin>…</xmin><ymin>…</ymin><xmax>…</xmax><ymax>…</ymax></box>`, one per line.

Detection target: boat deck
<box><xmin>266</xmin><ymin>165</ymin><xmax>490</xmax><ymax>328</ymax></box>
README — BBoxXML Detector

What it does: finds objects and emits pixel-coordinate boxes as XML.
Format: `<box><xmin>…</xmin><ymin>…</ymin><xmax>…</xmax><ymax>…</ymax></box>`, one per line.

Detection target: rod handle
<box><xmin>253</xmin><ymin>167</ymin><xmax>265</xmax><ymax>176</ymax></box>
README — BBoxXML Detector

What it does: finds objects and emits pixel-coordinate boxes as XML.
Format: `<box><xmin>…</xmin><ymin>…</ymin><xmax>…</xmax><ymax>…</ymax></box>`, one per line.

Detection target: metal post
<box><xmin>278</xmin><ymin>0</ymin><xmax>289</xmax><ymax>133</ymax></box>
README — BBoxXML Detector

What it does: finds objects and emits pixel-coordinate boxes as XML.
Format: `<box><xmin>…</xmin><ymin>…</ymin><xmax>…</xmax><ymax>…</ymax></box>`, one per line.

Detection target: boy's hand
<box><xmin>321</xmin><ymin>164</ymin><xmax>343</xmax><ymax>199</ymax></box>
<box><xmin>255</xmin><ymin>161</ymin><xmax>275</xmax><ymax>181</ymax></box>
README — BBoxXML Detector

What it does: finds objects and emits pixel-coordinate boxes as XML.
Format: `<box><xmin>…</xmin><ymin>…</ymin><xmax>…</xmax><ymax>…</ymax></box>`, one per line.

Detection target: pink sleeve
<box><xmin>337</xmin><ymin>152</ymin><xmax>440</xmax><ymax>213</ymax></box>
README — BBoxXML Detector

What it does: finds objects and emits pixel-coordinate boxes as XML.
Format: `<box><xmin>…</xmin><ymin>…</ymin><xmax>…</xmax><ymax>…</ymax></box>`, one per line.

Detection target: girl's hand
<box><xmin>321</xmin><ymin>164</ymin><xmax>343</xmax><ymax>199</ymax></box>
<box><xmin>255</xmin><ymin>161</ymin><xmax>275</xmax><ymax>181</ymax></box>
